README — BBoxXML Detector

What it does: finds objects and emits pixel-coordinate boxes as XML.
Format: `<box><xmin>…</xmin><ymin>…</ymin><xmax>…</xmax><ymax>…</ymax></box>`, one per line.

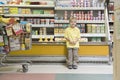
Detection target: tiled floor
<box><xmin>0</xmin><ymin>74</ymin><xmax>113</xmax><ymax>80</ymax></box>
<box><xmin>0</xmin><ymin>63</ymin><xmax>113</xmax><ymax>80</ymax></box>
<box><xmin>0</xmin><ymin>63</ymin><xmax>113</xmax><ymax>74</ymax></box>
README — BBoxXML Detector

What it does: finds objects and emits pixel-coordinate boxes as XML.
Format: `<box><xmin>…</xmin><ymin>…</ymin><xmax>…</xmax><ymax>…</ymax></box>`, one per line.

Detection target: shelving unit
<box><xmin>0</xmin><ymin>0</ymin><xmax>111</xmax><ymax>63</ymax></box>
<box><xmin>108</xmin><ymin>0</ymin><xmax>114</xmax><ymax>43</ymax></box>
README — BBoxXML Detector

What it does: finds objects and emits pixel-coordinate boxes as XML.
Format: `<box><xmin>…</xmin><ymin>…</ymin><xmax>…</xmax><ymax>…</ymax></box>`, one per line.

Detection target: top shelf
<box><xmin>0</xmin><ymin>5</ymin><xmax>55</xmax><ymax>8</ymax></box>
<box><xmin>55</xmin><ymin>7</ymin><xmax>105</xmax><ymax>10</ymax></box>
<box><xmin>0</xmin><ymin>5</ymin><xmax>104</xmax><ymax>10</ymax></box>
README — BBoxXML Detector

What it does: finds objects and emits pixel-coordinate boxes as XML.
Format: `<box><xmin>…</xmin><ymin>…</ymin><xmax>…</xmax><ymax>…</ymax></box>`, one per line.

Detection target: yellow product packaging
<box><xmin>26</xmin><ymin>23</ymin><xmax>31</xmax><ymax>33</ymax></box>
<box><xmin>87</xmin><ymin>24</ymin><xmax>92</xmax><ymax>33</ymax></box>
<box><xmin>25</xmin><ymin>38</ymin><xmax>31</xmax><ymax>50</ymax></box>
<box><xmin>44</xmin><ymin>10</ymin><xmax>54</xmax><ymax>14</ymax></box>
<box><xmin>21</xmin><ymin>8</ymin><xmax>26</xmax><ymax>14</ymax></box>
<box><xmin>21</xmin><ymin>44</ymin><xmax>25</xmax><ymax>50</ymax></box>
<box><xmin>0</xmin><ymin>36</ymin><xmax>4</xmax><ymax>46</ymax></box>
<box><xmin>39</xmin><ymin>37</ymin><xmax>43</xmax><ymax>42</ymax></box>
<box><xmin>0</xmin><ymin>7</ymin><xmax>3</xmax><ymax>14</ymax></box>
<box><xmin>54</xmin><ymin>28</ymin><xmax>58</xmax><ymax>35</ymax></box>
<box><xmin>25</xmin><ymin>9</ymin><xmax>31</xmax><ymax>14</ymax></box>
<box><xmin>44</xmin><ymin>37</ymin><xmax>48</xmax><ymax>42</ymax></box>
<box><xmin>9</xmin><ymin>7</ymin><xmax>18</xmax><ymax>14</ymax></box>
<box><xmin>92</xmin><ymin>24</ymin><xmax>96</xmax><ymax>33</ymax></box>
<box><xmin>49</xmin><ymin>36</ymin><xmax>53</xmax><ymax>42</ymax></box>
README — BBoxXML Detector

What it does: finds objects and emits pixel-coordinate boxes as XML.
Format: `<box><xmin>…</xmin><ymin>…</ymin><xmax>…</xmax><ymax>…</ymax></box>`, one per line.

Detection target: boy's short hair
<box><xmin>69</xmin><ymin>16</ymin><xmax>77</xmax><ymax>22</ymax></box>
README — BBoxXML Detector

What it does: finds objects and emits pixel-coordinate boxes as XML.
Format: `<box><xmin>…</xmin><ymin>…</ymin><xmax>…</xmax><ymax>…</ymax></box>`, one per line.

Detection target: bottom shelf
<box><xmin>9</xmin><ymin>44</ymin><xmax>109</xmax><ymax>56</ymax></box>
<box><xmin>0</xmin><ymin>56</ymin><xmax>110</xmax><ymax>63</ymax></box>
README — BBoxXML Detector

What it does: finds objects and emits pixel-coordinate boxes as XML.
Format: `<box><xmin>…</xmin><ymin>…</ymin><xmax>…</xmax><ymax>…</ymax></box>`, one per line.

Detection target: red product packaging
<box><xmin>12</xmin><ymin>23</ymin><xmax>23</xmax><ymax>35</ymax></box>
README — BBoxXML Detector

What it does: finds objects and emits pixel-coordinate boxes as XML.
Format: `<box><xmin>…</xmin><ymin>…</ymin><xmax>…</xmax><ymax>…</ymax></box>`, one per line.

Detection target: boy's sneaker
<box><xmin>72</xmin><ymin>65</ymin><xmax>78</xmax><ymax>69</ymax></box>
<box><xmin>68</xmin><ymin>65</ymin><xmax>72</xmax><ymax>69</ymax></box>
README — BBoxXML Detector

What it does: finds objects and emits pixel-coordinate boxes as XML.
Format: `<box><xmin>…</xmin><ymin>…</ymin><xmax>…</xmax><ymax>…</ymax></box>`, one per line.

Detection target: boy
<box><xmin>64</xmin><ymin>16</ymin><xmax>80</xmax><ymax>69</ymax></box>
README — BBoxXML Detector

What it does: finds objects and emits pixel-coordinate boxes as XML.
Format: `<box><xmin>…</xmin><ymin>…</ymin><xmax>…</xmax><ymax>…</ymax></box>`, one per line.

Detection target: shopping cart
<box><xmin>0</xmin><ymin>19</ymin><xmax>32</xmax><ymax>73</ymax></box>
<box><xmin>0</xmin><ymin>46</ymin><xmax>31</xmax><ymax>73</ymax></box>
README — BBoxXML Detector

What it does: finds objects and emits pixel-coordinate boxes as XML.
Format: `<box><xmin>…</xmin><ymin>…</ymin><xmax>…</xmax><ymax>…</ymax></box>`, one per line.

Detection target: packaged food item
<box><xmin>12</xmin><ymin>23</ymin><xmax>23</xmax><ymax>35</ymax></box>
<box><xmin>39</xmin><ymin>37</ymin><xmax>43</xmax><ymax>42</ymax></box>
<box><xmin>5</xmin><ymin>24</ymin><xmax>13</xmax><ymax>36</ymax></box>
<box><xmin>25</xmin><ymin>37</ymin><xmax>31</xmax><ymax>50</ymax></box>
<box><xmin>44</xmin><ymin>37</ymin><xmax>48</xmax><ymax>42</ymax></box>
<box><xmin>49</xmin><ymin>36</ymin><xmax>54</xmax><ymax>42</ymax></box>
<box><xmin>21</xmin><ymin>44</ymin><xmax>25</xmax><ymax>50</ymax></box>
<box><xmin>87</xmin><ymin>24</ymin><xmax>92</xmax><ymax>33</ymax></box>
<box><xmin>9</xmin><ymin>36</ymin><xmax>21</xmax><ymax>51</ymax></box>
<box><xmin>0</xmin><ymin>35</ymin><xmax>4</xmax><ymax>46</ymax></box>
<box><xmin>26</xmin><ymin>23</ymin><xmax>31</xmax><ymax>33</ymax></box>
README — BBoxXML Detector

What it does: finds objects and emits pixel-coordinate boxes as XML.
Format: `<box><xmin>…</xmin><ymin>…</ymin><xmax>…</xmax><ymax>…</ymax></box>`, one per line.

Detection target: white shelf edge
<box><xmin>54</xmin><ymin>34</ymin><xmax>64</xmax><ymax>36</ymax></box>
<box><xmin>0</xmin><ymin>5</ymin><xmax>4</xmax><ymax>7</ymax></box>
<box><xmin>0</xmin><ymin>14</ymin><xmax>4</xmax><ymax>15</ymax></box>
<box><xmin>54</xmin><ymin>33</ymin><xmax>106</xmax><ymax>37</ymax></box>
<box><xmin>109</xmin><ymin>21</ymin><xmax>114</xmax><ymax>23</ymax></box>
<box><xmin>32</xmin><ymin>35</ymin><xmax>54</xmax><ymax>38</ymax></box>
<box><xmin>55</xmin><ymin>7</ymin><xmax>104</xmax><ymax>10</ymax></box>
<box><xmin>32</xmin><ymin>24</ymin><xmax>54</xmax><ymax>27</ymax></box>
<box><xmin>4</xmin><ymin>14</ymin><xmax>54</xmax><ymax>17</ymax></box>
<box><xmin>54</xmin><ymin>20</ymin><xmax>69</xmax><ymax>23</ymax></box>
<box><xmin>81</xmin><ymin>33</ymin><xmax>106</xmax><ymax>37</ymax></box>
<box><xmin>110</xmin><ymin>30</ymin><xmax>114</xmax><ymax>32</ymax></box>
<box><xmin>109</xmin><ymin>1</ymin><xmax>114</xmax><ymax>3</ymax></box>
<box><xmin>3</xmin><ymin>5</ymin><xmax>55</xmax><ymax>8</ymax></box>
<box><xmin>109</xmin><ymin>11</ymin><xmax>114</xmax><ymax>13</ymax></box>
<box><xmin>77</xmin><ymin>20</ymin><xmax>105</xmax><ymax>23</ymax></box>
<box><xmin>55</xmin><ymin>20</ymin><xmax>105</xmax><ymax>23</ymax></box>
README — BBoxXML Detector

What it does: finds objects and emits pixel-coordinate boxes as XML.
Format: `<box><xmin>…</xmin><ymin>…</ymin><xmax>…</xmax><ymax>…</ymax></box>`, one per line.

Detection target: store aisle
<box><xmin>0</xmin><ymin>74</ymin><xmax>112</xmax><ymax>80</ymax></box>
<box><xmin>0</xmin><ymin>63</ymin><xmax>113</xmax><ymax>74</ymax></box>
<box><xmin>0</xmin><ymin>63</ymin><xmax>113</xmax><ymax>80</ymax></box>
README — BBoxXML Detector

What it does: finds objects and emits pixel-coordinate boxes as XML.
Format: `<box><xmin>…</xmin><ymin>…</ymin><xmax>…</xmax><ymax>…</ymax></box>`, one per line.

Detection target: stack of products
<box><xmin>0</xmin><ymin>18</ymin><xmax>32</xmax><ymax>54</ymax></box>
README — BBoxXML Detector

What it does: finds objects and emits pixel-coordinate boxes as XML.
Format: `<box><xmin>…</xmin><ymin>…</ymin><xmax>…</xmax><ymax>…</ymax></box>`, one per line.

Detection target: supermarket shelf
<box><xmin>54</xmin><ymin>33</ymin><xmax>106</xmax><ymax>37</ymax></box>
<box><xmin>32</xmin><ymin>35</ymin><xmax>54</xmax><ymax>38</ymax></box>
<box><xmin>55</xmin><ymin>7</ymin><xmax>104</xmax><ymax>10</ymax></box>
<box><xmin>81</xmin><ymin>33</ymin><xmax>106</xmax><ymax>37</ymax></box>
<box><xmin>3</xmin><ymin>56</ymin><xmax>109</xmax><ymax>62</ymax></box>
<box><xmin>109</xmin><ymin>11</ymin><xmax>114</xmax><ymax>14</ymax></box>
<box><xmin>54</xmin><ymin>34</ymin><xmax>64</xmax><ymax>37</ymax></box>
<box><xmin>109</xmin><ymin>21</ymin><xmax>114</xmax><ymax>23</ymax></box>
<box><xmin>109</xmin><ymin>0</ymin><xmax>114</xmax><ymax>3</ymax></box>
<box><xmin>4</xmin><ymin>14</ymin><xmax>54</xmax><ymax>17</ymax></box>
<box><xmin>54</xmin><ymin>20</ymin><xmax>69</xmax><ymax>23</ymax></box>
<box><xmin>55</xmin><ymin>20</ymin><xmax>105</xmax><ymax>23</ymax></box>
<box><xmin>80</xmin><ymin>42</ymin><xmax>109</xmax><ymax>45</ymax></box>
<box><xmin>0</xmin><ymin>14</ymin><xmax>4</xmax><ymax>15</ymax></box>
<box><xmin>76</xmin><ymin>20</ymin><xmax>105</xmax><ymax>23</ymax></box>
<box><xmin>110</xmin><ymin>30</ymin><xmax>114</xmax><ymax>32</ymax></box>
<box><xmin>32</xmin><ymin>42</ymin><xmax>109</xmax><ymax>45</ymax></box>
<box><xmin>3</xmin><ymin>5</ymin><xmax>55</xmax><ymax>8</ymax></box>
<box><xmin>32</xmin><ymin>24</ymin><xmax>54</xmax><ymax>27</ymax></box>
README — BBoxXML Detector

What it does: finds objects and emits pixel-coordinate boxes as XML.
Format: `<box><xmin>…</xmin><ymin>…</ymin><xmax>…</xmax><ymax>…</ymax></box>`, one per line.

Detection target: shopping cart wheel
<box><xmin>22</xmin><ymin>64</ymin><xmax>28</xmax><ymax>73</ymax></box>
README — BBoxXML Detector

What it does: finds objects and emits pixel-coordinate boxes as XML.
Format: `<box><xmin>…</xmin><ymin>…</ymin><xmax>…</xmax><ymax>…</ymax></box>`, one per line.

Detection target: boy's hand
<box><xmin>69</xmin><ymin>40</ymin><xmax>76</xmax><ymax>45</ymax></box>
